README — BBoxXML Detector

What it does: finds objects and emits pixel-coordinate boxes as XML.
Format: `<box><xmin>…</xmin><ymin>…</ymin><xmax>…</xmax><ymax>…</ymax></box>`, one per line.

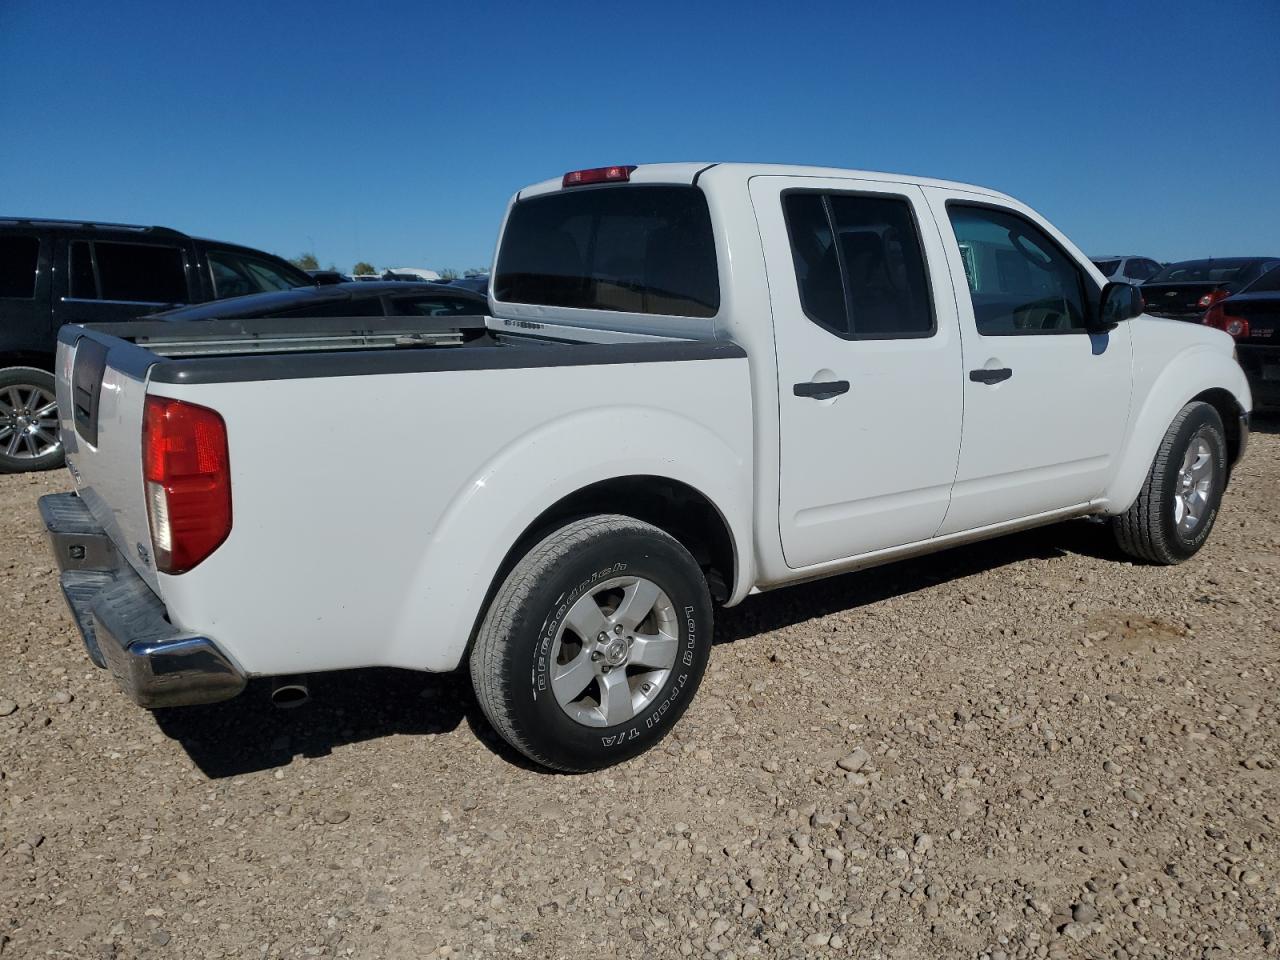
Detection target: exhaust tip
<box><xmin>270</xmin><ymin>679</ymin><xmax>310</xmax><ymax>709</ymax></box>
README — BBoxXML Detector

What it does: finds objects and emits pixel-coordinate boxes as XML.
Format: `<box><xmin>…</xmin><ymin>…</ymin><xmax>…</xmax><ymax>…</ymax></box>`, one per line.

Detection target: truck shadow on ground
<box><xmin>714</xmin><ymin>517</ymin><xmax>1116</xmax><ymax>645</ymax></box>
<box><xmin>153</xmin><ymin>519</ymin><xmax>1120</xmax><ymax>778</ymax></box>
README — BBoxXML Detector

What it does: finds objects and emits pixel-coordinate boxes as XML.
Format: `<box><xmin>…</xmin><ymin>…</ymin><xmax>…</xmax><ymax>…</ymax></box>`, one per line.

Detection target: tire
<box><xmin>470</xmin><ymin>514</ymin><xmax>713</xmax><ymax>772</ymax></box>
<box><xmin>1113</xmin><ymin>401</ymin><xmax>1227</xmax><ymax>565</ymax></box>
<box><xmin>0</xmin><ymin>367</ymin><xmax>64</xmax><ymax>474</ymax></box>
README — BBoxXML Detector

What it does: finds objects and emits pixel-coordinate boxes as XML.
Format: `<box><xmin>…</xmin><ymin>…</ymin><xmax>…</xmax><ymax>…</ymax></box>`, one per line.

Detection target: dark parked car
<box><xmin>1140</xmin><ymin>257</ymin><xmax>1280</xmax><ymax>321</ymax></box>
<box><xmin>0</xmin><ymin>218</ymin><xmax>314</xmax><ymax>472</ymax></box>
<box><xmin>148</xmin><ymin>280</ymin><xmax>486</xmax><ymax>323</ymax></box>
<box><xmin>1204</xmin><ymin>264</ymin><xmax>1280</xmax><ymax>408</ymax></box>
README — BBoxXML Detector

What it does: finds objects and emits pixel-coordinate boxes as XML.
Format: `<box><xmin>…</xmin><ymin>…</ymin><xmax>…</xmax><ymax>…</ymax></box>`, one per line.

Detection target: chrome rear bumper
<box><xmin>40</xmin><ymin>492</ymin><xmax>246</xmax><ymax>708</ymax></box>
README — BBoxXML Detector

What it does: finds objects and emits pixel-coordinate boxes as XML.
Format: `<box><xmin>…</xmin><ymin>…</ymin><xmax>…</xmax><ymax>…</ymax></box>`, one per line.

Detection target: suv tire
<box><xmin>0</xmin><ymin>367</ymin><xmax>63</xmax><ymax>474</ymax></box>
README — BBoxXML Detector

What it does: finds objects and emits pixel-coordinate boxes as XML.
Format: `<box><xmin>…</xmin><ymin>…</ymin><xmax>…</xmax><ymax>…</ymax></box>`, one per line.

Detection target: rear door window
<box><xmin>783</xmin><ymin>191</ymin><xmax>935</xmax><ymax>339</ymax></box>
<box><xmin>69</xmin><ymin>241</ymin><xmax>188</xmax><ymax>303</ymax></box>
<box><xmin>494</xmin><ymin>185</ymin><xmax>719</xmax><ymax>318</ymax></box>
<box><xmin>0</xmin><ymin>236</ymin><xmax>39</xmax><ymax>298</ymax></box>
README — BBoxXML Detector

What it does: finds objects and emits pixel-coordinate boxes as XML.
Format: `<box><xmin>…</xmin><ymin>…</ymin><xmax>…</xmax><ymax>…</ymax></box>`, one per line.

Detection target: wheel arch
<box><xmin>495</xmin><ymin>475</ymin><xmax>737</xmax><ymax>600</ymax></box>
<box><xmin>1102</xmin><ymin>347</ymin><xmax>1250</xmax><ymax>513</ymax></box>
<box><xmin>382</xmin><ymin>404</ymin><xmax>754</xmax><ymax>673</ymax></box>
<box><xmin>1190</xmin><ymin>386</ymin><xmax>1247</xmax><ymax>469</ymax></box>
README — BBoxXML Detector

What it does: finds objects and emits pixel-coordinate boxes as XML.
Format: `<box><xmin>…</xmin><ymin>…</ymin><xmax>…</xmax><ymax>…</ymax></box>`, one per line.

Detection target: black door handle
<box><xmin>793</xmin><ymin>380</ymin><xmax>850</xmax><ymax>400</ymax></box>
<box><xmin>969</xmin><ymin>367</ymin><xmax>1013</xmax><ymax>385</ymax></box>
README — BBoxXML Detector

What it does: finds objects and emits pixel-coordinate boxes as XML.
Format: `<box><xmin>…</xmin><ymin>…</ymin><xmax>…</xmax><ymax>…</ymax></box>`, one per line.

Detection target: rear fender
<box><xmin>385</xmin><ymin>406</ymin><xmax>753</xmax><ymax>671</ymax></box>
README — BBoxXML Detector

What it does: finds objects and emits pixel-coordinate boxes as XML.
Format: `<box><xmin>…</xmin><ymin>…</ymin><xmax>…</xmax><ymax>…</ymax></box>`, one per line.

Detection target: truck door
<box><xmin>921</xmin><ymin>189</ymin><xmax>1132</xmax><ymax>533</ymax></box>
<box><xmin>749</xmin><ymin>176</ymin><xmax>965</xmax><ymax>569</ymax></box>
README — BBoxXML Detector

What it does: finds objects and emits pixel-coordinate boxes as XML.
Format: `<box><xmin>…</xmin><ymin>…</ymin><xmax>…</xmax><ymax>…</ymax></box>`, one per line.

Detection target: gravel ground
<box><xmin>2</xmin><ymin>424</ymin><xmax>1278</xmax><ymax>960</ymax></box>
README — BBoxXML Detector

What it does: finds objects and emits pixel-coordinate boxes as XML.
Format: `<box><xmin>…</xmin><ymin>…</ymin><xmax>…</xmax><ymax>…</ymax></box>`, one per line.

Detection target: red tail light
<box><xmin>1203</xmin><ymin>302</ymin><xmax>1250</xmax><ymax>340</ymax></box>
<box><xmin>142</xmin><ymin>396</ymin><xmax>231</xmax><ymax>574</ymax></box>
<box><xmin>562</xmin><ymin>165</ymin><xmax>636</xmax><ymax>188</ymax></box>
<box><xmin>1198</xmin><ymin>288</ymin><xmax>1229</xmax><ymax>309</ymax></box>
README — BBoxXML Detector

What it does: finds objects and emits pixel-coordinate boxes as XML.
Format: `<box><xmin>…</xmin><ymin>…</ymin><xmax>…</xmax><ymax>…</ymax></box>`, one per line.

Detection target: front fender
<box><xmin>385</xmin><ymin>405</ymin><xmax>754</xmax><ymax>672</ymax></box>
<box><xmin>1101</xmin><ymin>344</ymin><xmax>1250</xmax><ymax>513</ymax></box>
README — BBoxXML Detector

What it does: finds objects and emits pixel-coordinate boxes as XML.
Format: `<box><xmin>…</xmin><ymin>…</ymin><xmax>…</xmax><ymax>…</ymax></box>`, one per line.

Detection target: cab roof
<box><xmin>516</xmin><ymin>162</ymin><xmax>1016</xmax><ymax>204</ymax></box>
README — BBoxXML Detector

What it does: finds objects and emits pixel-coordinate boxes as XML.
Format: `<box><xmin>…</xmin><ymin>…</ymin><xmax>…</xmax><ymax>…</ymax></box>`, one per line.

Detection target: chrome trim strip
<box><xmin>61</xmin><ymin>296</ymin><xmax>175</xmax><ymax>307</ymax></box>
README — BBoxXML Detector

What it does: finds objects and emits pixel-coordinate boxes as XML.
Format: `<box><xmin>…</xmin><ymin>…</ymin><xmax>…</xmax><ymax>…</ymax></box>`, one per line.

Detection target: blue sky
<box><xmin>2</xmin><ymin>0</ymin><xmax>1277</xmax><ymax>273</ymax></box>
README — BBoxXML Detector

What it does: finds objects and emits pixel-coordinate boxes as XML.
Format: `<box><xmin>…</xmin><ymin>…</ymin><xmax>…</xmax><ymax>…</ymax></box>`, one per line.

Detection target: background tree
<box><xmin>463</xmin><ymin>267</ymin><xmax>488</xmax><ymax>277</ymax></box>
<box><xmin>352</xmin><ymin>261</ymin><xmax>377</xmax><ymax>276</ymax></box>
<box><xmin>438</xmin><ymin>268</ymin><xmax>459</xmax><ymax>280</ymax></box>
<box><xmin>290</xmin><ymin>252</ymin><xmax>320</xmax><ymax>271</ymax></box>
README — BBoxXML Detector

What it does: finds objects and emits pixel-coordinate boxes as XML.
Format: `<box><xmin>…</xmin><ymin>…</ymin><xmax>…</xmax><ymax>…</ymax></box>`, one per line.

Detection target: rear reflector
<box><xmin>142</xmin><ymin>396</ymin><xmax>231</xmax><ymax>574</ymax></box>
<box><xmin>562</xmin><ymin>165</ymin><xmax>636</xmax><ymax>188</ymax></box>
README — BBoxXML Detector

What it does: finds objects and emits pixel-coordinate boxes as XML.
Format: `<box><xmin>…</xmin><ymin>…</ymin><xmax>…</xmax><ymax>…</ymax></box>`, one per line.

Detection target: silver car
<box><xmin>1092</xmin><ymin>255</ymin><xmax>1163</xmax><ymax>284</ymax></box>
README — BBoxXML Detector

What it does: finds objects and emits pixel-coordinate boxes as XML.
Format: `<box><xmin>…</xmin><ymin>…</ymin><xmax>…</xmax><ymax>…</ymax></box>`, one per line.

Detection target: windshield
<box><xmin>208</xmin><ymin>248</ymin><xmax>312</xmax><ymax>299</ymax></box>
<box><xmin>495</xmin><ymin>185</ymin><xmax>719</xmax><ymax>318</ymax></box>
<box><xmin>1149</xmin><ymin>259</ymin><xmax>1261</xmax><ymax>284</ymax></box>
<box><xmin>1092</xmin><ymin>259</ymin><xmax>1121</xmax><ymax>276</ymax></box>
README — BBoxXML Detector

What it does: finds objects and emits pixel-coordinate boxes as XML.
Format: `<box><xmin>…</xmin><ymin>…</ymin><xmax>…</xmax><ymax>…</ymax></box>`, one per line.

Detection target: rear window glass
<box><xmin>0</xmin><ymin>236</ymin><xmax>39</xmax><ymax>298</ymax></box>
<box><xmin>93</xmin><ymin>242</ymin><xmax>187</xmax><ymax>303</ymax></box>
<box><xmin>271</xmin><ymin>297</ymin><xmax>384</xmax><ymax>319</ymax></box>
<box><xmin>1248</xmin><ymin>265</ymin><xmax>1280</xmax><ymax>294</ymax></box>
<box><xmin>1125</xmin><ymin>259</ymin><xmax>1160</xmax><ymax>281</ymax></box>
<box><xmin>390</xmin><ymin>295</ymin><xmax>484</xmax><ymax>317</ymax></box>
<box><xmin>1150</xmin><ymin>259</ymin><xmax>1262</xmax><ymax>284</ymax></box>
<box><xmin>495</xmin><ymin>185</ymin><xmax>719</xmax><ymax>318</ymax></box>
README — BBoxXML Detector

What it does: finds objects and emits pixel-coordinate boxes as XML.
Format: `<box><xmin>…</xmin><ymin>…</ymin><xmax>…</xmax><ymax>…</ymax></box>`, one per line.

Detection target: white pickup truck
<box><xmin>40</xmin><ymin>163</ymin><xmax>1250</xmax><ymax>771</ymax></box>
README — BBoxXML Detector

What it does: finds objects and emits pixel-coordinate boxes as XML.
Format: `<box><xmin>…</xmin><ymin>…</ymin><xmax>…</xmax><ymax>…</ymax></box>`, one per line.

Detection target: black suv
<box><xmin>0</xmin><ymin>219</ymin><xmax>314</xmax><ymax>472</ymax></box>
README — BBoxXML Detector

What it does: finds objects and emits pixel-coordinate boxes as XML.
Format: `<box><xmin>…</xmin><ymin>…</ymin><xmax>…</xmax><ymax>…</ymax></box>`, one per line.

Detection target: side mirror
<box><xmin>1095</xmin><ymin>281</ymin><xmax>1144</xmax><ymax>330</ymax></box>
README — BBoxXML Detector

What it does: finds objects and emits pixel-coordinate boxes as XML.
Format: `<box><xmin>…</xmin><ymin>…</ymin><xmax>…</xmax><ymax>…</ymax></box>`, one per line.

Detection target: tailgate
<box><xmin>55</xmin><ymin>325</ymin><xmax>159</xmax><ymax>592</ymax></box>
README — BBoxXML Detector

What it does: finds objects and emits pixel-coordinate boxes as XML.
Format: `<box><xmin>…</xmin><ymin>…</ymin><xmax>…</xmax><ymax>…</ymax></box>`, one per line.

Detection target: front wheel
<box><xmin>1113</xmin><ymin>401</ymin><xmax>1227</xmax><ymax>564</ymax></box>
<box><xmin>470</xmin><ymin>514</ymin><xmax>713</xmax><ymax>772</ymax></box>
<box><xmin>0</xmin><ymin>367</ymin><xmax>63</xmax><ymax>474</ymax></box>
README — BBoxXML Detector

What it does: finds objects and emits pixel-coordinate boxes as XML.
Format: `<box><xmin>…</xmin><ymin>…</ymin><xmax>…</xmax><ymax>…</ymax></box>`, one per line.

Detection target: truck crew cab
<box><xmin>38</xmin><ymin>164</ymin><xmax>1250</xmax><ymax>771</ymax></box>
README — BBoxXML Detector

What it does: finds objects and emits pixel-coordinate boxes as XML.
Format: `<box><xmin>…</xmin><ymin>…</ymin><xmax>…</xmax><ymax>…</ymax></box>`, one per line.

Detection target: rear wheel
<box><xmin>1113</xmin><ymin>401</ymin><xmax>1226</xmax><ymax>564</ymax></box>
<box><xmin>0</xmin><ymin>367</ymin><xmax>63</xmax><ymax>474</ymax></box>
<box><xmin>470</xmin><ymin>514</ymin><xmax>713</xmax><ymax>772</ymax></box>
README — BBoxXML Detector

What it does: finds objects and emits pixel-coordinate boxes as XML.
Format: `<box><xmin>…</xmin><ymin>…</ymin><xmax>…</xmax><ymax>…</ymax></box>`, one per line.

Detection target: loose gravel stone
<box><xmin>837</xmin><ymin>748</ymin><xmax>871</xmax><ymax>773</ymax></box>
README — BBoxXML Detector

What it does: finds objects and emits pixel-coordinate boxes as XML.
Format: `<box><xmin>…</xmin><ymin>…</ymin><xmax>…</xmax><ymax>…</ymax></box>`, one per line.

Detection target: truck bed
<box><xmin>71</xmin><ymin>315</ymin><xmax>739</xmax><ymax>385</ymax></box>
<box><xmin>52</xmin><ymin>316</ymin><xmax>751</xmax><ymax>677</ymax></box>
